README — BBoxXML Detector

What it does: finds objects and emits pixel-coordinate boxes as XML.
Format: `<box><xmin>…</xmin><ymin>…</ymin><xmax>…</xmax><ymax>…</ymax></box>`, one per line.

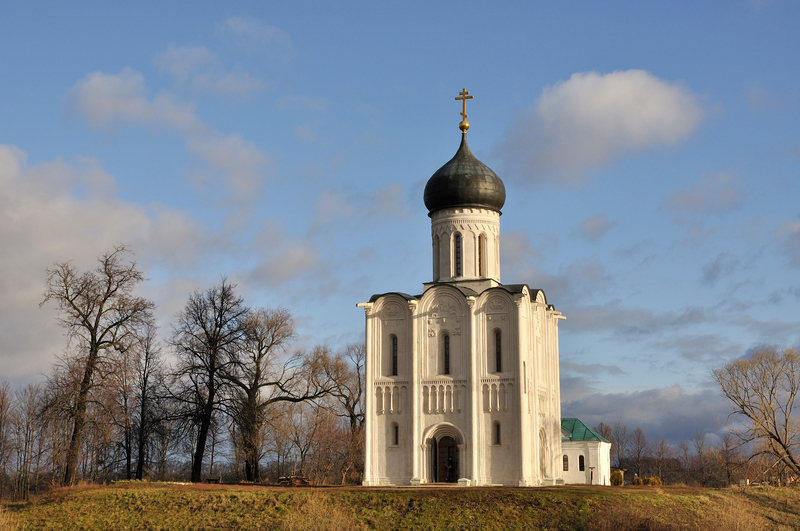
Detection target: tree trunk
<box><xmin>64</xmin><ymin>350</ymin><xmax>97</xmax><ymax>486</ymax></box>
<box><xmin>124</xmin><ymin>427</ymin><xmax>132</xmax><ymax>480</ymax></box>
<box><xmin>135</xmin><ymin>411</ymin><xmax>146</xmax><ymax>480</ymax></box>
<box><xmin>241</xmin><ymin>390</ymin><xmax>260</xmax><ymax>482</ymax></box>
<box><xmin>191</xmin><ymin>386</ymin><xmax>215</xmax><ymax>483</ymax></box>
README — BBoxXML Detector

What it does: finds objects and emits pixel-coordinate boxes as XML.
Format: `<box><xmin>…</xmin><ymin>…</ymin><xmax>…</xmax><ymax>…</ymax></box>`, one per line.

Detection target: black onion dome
<box><xmin>423</xmin><ymin>133</ymin><xmax>506</xmax><ymax>215</ymax></box>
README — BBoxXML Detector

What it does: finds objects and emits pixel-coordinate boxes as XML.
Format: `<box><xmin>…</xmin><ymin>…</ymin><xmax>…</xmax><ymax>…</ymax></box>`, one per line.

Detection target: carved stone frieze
<box><xmin>430</xmin><ymin>300</ymin><xmax>458</xmax><ymax>317</ymax></box>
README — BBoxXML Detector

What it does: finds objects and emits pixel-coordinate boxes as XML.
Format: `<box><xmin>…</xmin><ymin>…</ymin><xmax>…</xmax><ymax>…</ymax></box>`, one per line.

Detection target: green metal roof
<box><xmin>561</xmin><ymin>418</ymin><xmax>610</xmax><ymax>443</ymax></box>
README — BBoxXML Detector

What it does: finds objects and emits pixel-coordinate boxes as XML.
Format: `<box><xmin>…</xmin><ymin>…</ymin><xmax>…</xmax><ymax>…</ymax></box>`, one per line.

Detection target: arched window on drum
<box><xmin>442</xmin><ymin>334</ymin><xmax>450</xmax><ymax>375</ymax></box>
<box><xmin>390</xmin><ymin>335</ymin><xmax>398</xmax><ymax>376</ymax></box>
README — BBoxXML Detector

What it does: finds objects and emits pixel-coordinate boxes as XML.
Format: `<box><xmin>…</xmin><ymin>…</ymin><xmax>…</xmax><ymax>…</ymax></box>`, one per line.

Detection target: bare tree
<box><xmin>323</xmin><ymin>344</ymin><xmax>365</xmax><ymax>484</ymax></box>
<box><xmin>225</xmin><ymin>307</ymin><xmax>293</xmax><ymax>482</ymax></box>
<box><xmin>691</xmin><ymin>432</ymin><xmax>708</xmax><ymax>486</ymax></box>
<box><xmin>170</xmin><ymin>279</ymin><xmax>248</xmax><ymax>483</ymax></box>
<box><xmin>594</xmin><ymin>422</ymin><xmax>612</xmax><ymax>443</ymax></box>
<box><xmin>137</xmin><ymin>327</ymin><xmax>167</xmax><ymax>480</ymax></box>
<box><xmin>41</xmin><ymin>246</ymin><xmax>154</xmax><ymax>485</ymax></box>
<box><xmin>11</xmin><ymin>384</ymin><xmax>45</xmax><ymax>500</ymax></box>
<box><xmin>712</xmin><ymin>346</ymin><xmax>800</xmax><ymax>476</ymax></box>
<box><xmin>652</xmin><ymin>438</ymin><xmax>673</xmax><ymax>481</ymax></box>
<box><xmin>0</xmin><ymin>382</ymin><xmax>12</xmax><ymax>498</ymax></box>
<box><xmin>325</xmin><ymin>344</ymin><xmax>365</xmax><ymax>432</ymax></box>
<box><xmin>105</xmin><ymin>343</ymin><xmax>137</xmax><ymax>479</ymax></box>
<box><xmin>611</xmin><ymin>420</ymin><xmax>629</xmax><ymax>469</ymax></box>
<box><xmin>715</xmin><ymin>432</ymin><xmax>741</xmax><ymax>486</ymax></box>
<box><xmin>630</xmin><ymin>426</ymin><xmax>650</xmax><ymax>478</ymax></box>
<box><xmin>225</xmin><ymin>308</ymin><xmax>337</xmax><ymax>482</ymax></box>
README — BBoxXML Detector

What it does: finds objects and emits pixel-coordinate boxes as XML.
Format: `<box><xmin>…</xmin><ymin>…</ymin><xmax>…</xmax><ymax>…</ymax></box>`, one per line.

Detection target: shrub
<box><xmin>610</xmin><ymin>471</ymin><xmax>624</xmax><ymax>486</ymax></box>
<box><xmin>645</xmin><ymin>477</ymin><xmax>663</xmax><ymax>486</ymax></box>
<box><xmin>633</xmin><ymin>476</ymin><xmax>644</xmax><ymax>486</ymax></box>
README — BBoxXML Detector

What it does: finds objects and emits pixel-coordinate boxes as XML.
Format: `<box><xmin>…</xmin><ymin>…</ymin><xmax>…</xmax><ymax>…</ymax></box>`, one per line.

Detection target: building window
<box><xmin>391</xmin><ymin>335</ymin><xmax>398</xmax><ymax>376</ymax></box>
<box><xmin>495</xmin><ymin>330</ymin><xmax>502</xmax><ymax>373</ymax></box>
<box><xmin>563</xmin><ymin>455</ymin><xmax>569</xmax><ymax>472</ymax></box>
<box><xmin>494</xmin><ymin>422</ymin><xmax>501</xmax><ymax>445</ymax></box>
<box><xmin>443</xmin><ymin>335</ymin><xmax>450</xmax><ymax>374</ymax></box>
<box><xmin>393</xmin><ymin>423</ymin><xmax>399</xmax><ymax>446</ymax></box>
<box><xmin>478</xmin><ymin>234</ymin><xmax>485</xmax><ymax>276</ymax></box>
<box><xmin>454</xmin><ymin>234</ymin><xmax>462</xmax><ymax>277</ymax></box>
<box><xmin>579</xmin><ymin>455</ymin><xmax>585</xmax><ymax>471</ymax></box>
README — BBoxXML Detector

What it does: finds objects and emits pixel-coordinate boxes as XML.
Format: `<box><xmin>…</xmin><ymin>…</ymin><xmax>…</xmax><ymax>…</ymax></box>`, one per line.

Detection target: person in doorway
<box><xmin>446</xmin><ymin>456</ymin><xmax>454</xmax><ymax>482</ymax></box>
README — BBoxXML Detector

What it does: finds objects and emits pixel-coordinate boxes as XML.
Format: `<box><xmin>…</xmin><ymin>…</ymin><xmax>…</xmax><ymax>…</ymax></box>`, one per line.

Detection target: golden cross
<box><xmin>455</xmin><ymin>88</ymin><xmax>473</xmax><ymax>121</ymax></box>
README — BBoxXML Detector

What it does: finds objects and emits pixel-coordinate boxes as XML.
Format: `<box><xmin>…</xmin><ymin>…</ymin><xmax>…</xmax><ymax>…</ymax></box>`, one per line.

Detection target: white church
<box><xmin>359</xmin><ymin>90</ymin><xmax>610</xmax><ymax>486</ymax></box>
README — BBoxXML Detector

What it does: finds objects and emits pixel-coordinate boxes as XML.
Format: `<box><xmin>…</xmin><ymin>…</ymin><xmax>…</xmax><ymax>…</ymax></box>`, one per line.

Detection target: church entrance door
<box><xmin>436</xmin><ymin>436</ymin><xmax>458</xmax><ymax>483</ymax></box>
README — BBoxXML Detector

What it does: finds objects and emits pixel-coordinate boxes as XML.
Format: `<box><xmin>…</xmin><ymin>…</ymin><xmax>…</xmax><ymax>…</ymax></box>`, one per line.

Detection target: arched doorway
<box><xmin>425</xmin><ymin>423</ymin><xmax>464</xmax><ymax>483</ymax></box>
<box><xmin>432</xmin><ymin>436</ymin><xmax>458</xmax><ymax>482</ymax></box>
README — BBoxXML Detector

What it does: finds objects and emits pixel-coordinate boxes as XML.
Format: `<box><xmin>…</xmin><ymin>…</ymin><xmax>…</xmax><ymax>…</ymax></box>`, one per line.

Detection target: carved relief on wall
<box><xmin>430</xmin><ymin>300</ymin><xmax>457</xmax><ymax>318</ymax></box>
<box><xmin>486</xmin><ymin>297</ymin><xmax>508</xmax><ymax>327</ymax></box>
<box><xmin>381</xmin><ymin>303</ymin><xmax>404</xmax><ymax>321</ymax></box>
<box><xmin>488</xmin><ymin>297</ymin><xmax>506</xmax><ymax>312</ymax></box>
<box><xmin>537</xmin><ymin>391</ymin><xmax>547</xmax><ymax>413</ymax></box>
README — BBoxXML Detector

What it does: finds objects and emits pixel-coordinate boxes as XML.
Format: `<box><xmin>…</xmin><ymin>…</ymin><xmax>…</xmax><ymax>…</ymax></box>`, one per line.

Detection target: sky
<box><xmin>1</xmin><ymin>0</ymin><xmax>799</xmax><ymax>447</ymax></box>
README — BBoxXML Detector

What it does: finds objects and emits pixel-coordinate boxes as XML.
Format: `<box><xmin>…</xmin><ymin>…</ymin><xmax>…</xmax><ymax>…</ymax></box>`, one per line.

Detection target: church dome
<box><xmin>423</xmin><ymin>133</ymin><xmax>506</xmax><ymax>215</ymax></box>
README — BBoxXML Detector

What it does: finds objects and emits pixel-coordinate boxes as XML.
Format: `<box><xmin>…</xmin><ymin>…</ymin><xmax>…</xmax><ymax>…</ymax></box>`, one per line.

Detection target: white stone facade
<box><xmin>360</xmin><ymin>200</ymin><xmax>565</xmax><ymax>485</ymax></box>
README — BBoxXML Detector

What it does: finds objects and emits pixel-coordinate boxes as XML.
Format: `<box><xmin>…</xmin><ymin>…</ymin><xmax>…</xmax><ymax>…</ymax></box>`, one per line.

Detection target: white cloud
<box><xmin>312</xmin><ymin>190</ymin><xmax>355</xmax><ymax>229</ymax></box>
<box><xmin>780</xmin><ymin>215</ymin><xmax>800</xmax><ymax>267</ymax></box>
<box><xmin>662</xmin><ymin>172</ymin><xmax>743</xmax><ymax>215</ymax></box>
<box><xmin>702</xmin><ymin>252</ymin><xmax>739</xmax><ymax>286</ymax></box>
<box><xmin>69</xmin><ymin>69</ymin><xmax>271</xmax><ymax>204</ymax></box>
<box><xmin>69</xmin><ymin>68</ymin><xmax>202</xmax><ymax>133</ymax></box>
<box><xmin>187</xmin><ymin>133</ymin><xmax>268</xmax><ymax>201</ymax></box>
<box><xmin>0</xmin><ymin>145</ymin><xmax>206</xmax><ymax>380</ymax></box>
<box><xmin>366</xmin><ymin>184</ymin><xmax>411</xmax><ymax>219</ymax></box>
<box><xmin>564</xmin><ymin>300</ymin><xmax>707</xmax><ymax>338</ymax></box>
<box><xmin>745</xmin><ymin>83</ymin><xmax>782</xmax><ymax>111</ymax></box>
<box><xmin>217</xmin><ymin>17</ymin><xmax>294</xmax><ymax>60</ymax></box>
<box><xmin>155</xmin><ymin>45</ymin><xmax>263</xmax><ymax>95</ymax></box>
<box><xmin>579</xmin><ymin>214</ymin><xmax>616</xmax><ymax>241</ymax></box>
<box><xmin>247</xmin><ymin>225</ymin><xmax>318</xmax><ymax>287</ymax></box>
<box><xmin>500</xmin><ymin>70</ymin><xmax>705</xmax><ymax>186</ymax></box>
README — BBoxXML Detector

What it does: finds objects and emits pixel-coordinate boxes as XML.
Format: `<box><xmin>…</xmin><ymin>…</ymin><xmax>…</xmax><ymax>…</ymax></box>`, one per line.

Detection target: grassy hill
<box><xmin>2</xmin><ymin>481</ymin><xmax>799</xmax><ymax>530</ymax></box>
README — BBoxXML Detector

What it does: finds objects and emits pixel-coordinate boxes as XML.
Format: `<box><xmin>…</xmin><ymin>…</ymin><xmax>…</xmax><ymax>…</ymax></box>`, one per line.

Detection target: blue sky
<box><xmin>1</xmin><ymin>1</ymin><xmax>799</xmax><ymax>446</ymax></box>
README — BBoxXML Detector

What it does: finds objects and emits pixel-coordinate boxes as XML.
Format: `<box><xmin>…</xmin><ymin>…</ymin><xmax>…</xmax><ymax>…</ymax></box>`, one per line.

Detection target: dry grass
<box><xmin>3</xmin><ymin>482</ymin><xmax>799</xmax><ymax>530</ymax></box>
<box><xmin>0</xmin><ymin>504</ymin><xmax>19</xmax><ymax>531</ymax></box>
<box><xmin>279</xmin><ymin>493</ymin><xmax>366</xmax><ymax>531</ymax></box>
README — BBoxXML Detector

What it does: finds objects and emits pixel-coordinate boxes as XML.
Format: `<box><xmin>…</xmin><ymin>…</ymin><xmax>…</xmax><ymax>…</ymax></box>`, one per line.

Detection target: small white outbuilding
<box><xmin>560</xmin><ymin>418</ymin><xmax>612</xmax><ymax>486</ymax></box>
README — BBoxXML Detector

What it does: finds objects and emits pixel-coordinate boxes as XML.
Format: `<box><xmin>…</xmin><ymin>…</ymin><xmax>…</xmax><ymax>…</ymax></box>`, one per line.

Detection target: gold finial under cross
<box><xmin>455</xmin><ymin>88</ymin><xmax>473</xmax><ymax>132</ymax></box>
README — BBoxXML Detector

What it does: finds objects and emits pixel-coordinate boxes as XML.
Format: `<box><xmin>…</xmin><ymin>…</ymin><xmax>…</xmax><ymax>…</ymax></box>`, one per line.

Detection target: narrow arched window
<box><xmin>393</xmin><ymin>423</ymin><xmax>399</xmax><ymax>446</ymax></box>
<box><xmin>563</xmin><ymin>455</ymin><xmax>569</xmax><ymax>472</ymax></box>
<box><xmin>391</xmin><ymin>335</ymin><xmax>398</xmax><ymax>376</ymax></box>
<box><xmin>579</xmin><ymin>455</ymin><xmax>585</xmax><ymax>471</ymax></box>
<box><xmin>478</xmin><ymin>234</ymin><xmax>486</xmax><ymax>277</ymax></box>
<box><xmin>443</xmin><ymin>335</ymin><xmax>450</xmax><ymax>375</ymax></box>
<box><xmin>454</xmin><ymin>234</ymin><xmax>462</xmax><ymax>277</ymax></box>
<box><xmin>494</xmin><ymin>422</ymin><xmax>501</xmax><ymax>445</ymax></box>
<box><xmin>495</xmin><ymin>330</ymin><xmax>502</xmax><ymax>373</ymax></box>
